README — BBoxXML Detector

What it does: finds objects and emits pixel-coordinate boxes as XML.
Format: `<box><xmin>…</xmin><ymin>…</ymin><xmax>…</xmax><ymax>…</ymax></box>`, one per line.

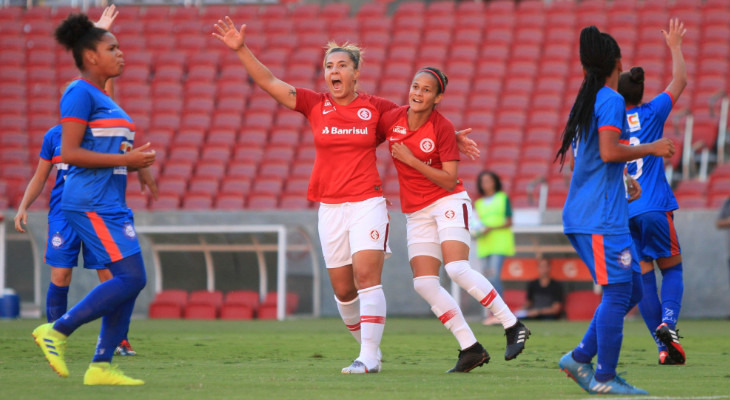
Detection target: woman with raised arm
<box><xmin>378</xmin><ymin>67</ymin><xmax>530</xmax><ymax>373</ymax></box>
<box><xmin>32</xmin><ymin>10</ymin><xmax>155</xmax><ymax>385</ymax></box>
<box><xmin>619</xmin><ymin>18</ymin><xmax>688</xmax><ymax>366</ymax></box>
<box><xmin>555</xmin><ymin>26</ymin><xmax>674</xmax><ymax>395</ymax></box>
<box><xmin>213</xmin><ymin>16</ymin><xmax>477</xmax><ymax>374</ymax></box>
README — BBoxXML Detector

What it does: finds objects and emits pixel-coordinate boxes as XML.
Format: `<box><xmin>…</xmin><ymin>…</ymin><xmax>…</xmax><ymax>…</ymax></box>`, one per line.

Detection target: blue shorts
<box><xmin>567</xmin><ymin>233</ymin><xmax>640</xmax><ymax>285</ymax></box>
<box><xmin>45</xmin><ymin>218</ymin><xmax>105</xmax><ymax>269</ymax></box>
<box><xmin>62</xmin><ymin>209</ymin><xmax>141</xmax><ymax>265</ymax></box>
<box><xmin>629</xmin><ymin>211</ymin><xmax>681</xmax><ymax>262</ymax></box>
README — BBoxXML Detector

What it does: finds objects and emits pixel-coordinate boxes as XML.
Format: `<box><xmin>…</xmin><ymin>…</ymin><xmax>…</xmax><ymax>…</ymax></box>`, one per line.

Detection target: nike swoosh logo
<box><xmin>322</xmin><ymin>109</ymin><xmax>334</xmax><ymax>114</ymax></box>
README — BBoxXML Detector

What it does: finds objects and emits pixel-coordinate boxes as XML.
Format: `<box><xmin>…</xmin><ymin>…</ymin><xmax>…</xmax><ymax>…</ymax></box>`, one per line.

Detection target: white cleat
<box><xmin>341</xmin><ymin>360</ymin><xmax>380</xmax><ymax>374</ymax></box>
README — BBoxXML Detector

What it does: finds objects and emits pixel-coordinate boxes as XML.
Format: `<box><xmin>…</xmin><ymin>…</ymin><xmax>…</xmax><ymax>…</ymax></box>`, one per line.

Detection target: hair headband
<box><xmin>418</xmin><ymin>69</ymin><xmax>444</xmax><ymax>93</ymax></box>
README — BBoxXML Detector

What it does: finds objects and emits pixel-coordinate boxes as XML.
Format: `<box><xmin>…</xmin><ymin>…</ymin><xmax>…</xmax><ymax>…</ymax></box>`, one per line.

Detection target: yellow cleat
<box><xmin>32</xmin><ymin>323</ymin><xmax>69</xmax><ymax>378</ymax></box>
<box><xmin>83</xmin><ymin>362</ymin><xmax>145</xmax><ymax>385</ymax></box>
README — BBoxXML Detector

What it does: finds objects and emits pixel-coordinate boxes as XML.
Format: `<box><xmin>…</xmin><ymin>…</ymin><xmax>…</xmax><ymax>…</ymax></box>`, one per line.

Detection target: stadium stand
<box><xmin>0</xmin><ymin>0</ymin><xmax>728</xmax><ymax>212</ymax></box>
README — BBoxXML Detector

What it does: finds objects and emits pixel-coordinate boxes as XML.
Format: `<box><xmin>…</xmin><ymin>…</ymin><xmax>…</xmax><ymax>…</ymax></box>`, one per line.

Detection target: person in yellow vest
<box><xmin>472</xmin><ymin>171</ymin><xmax>515</xmax><ymax>325</ymax></box>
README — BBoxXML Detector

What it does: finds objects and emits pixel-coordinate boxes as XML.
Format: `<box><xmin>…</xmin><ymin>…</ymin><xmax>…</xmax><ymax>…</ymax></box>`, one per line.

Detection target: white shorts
<box><xmin>405</xmin><ymin>191</ymin><xmax>472</xmax><ymax>261</ymax></box>
<box><xmin>318</xmin><ymin>196</ymin><xmax>391</xmax><ymax>269</ymax></box>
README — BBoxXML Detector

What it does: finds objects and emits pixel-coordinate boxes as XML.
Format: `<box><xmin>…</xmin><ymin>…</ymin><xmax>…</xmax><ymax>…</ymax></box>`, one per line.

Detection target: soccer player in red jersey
<box><xmin>213</xmin><ymin>17</ymin><xmax>477</xmax><ymax>374</ymax></box>
<box><xmin>378</xmin><ymin>67</ymin><xmax>530</xmax><ymax>372</ymax></box>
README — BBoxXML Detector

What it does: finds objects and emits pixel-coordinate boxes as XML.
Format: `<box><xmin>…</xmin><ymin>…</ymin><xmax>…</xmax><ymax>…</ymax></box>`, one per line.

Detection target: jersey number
<box><xmin>627</xmin><ymin>136</ymin><xmax>644</xmax><ymax>179</ymax></box>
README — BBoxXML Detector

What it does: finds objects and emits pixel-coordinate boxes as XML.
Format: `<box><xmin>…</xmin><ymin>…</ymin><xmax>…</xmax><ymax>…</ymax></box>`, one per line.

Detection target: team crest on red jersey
<box><xmin>444</xmin><ymin>210</ymin><xmax>456</xmax><ymax>219</ymax></box>
<box><xmin>370</xmin><ymin>229</ymin><xmax>380</xmax><ymax>241</ymax></box>
<box><xmin>420</xmin><ymin>138</ymin><xmax>435</xmax><ymax>153</ymax></box>
<box><xmin>357</xmin><ymin>108</ymin><xmax>372</xmax><ymax>121</ymax></box>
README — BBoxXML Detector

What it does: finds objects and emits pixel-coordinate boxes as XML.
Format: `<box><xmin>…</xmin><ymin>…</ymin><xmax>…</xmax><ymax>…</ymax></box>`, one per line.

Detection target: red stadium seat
<box><xmin>182</xmin><ymin>193</ymin><xmax>213</xmax><ymax>210</ymax></box>
<box><xmin>564</xmin><ymin>290</ymin><xmax>601</xmax><ymax>321</ymax></box>
<box><xmin>150</xmin><ymin>193</ymin><xmax>181</xmax><ymax>210</ymax></box>
<box><xmin>184</xmin><ymin>290</ymin><xmax>223</xmax><ymax>319</ymax></box>
<box><xmin>502</xmin><ymin>289</ymin><xmax>528</xmax><ymax>311</ymax></box>
<box><xmin>148</xmin><ymin>289</ymin><xmax>189</xmax><ymax>319</ymax></box>
<box><xmin>247</xmin><ymin>193</ymin><xmax>279</xmax><ymax>210</ymax></box>
<box><xmin>216</xmin><ymin>194</ymin><xmax>245</xmax><ymax>210</ymax></box>
<box><xmin>257</xmin><ymin>292</ymin><xmax>299</xmax><ymax>319</ymax></box>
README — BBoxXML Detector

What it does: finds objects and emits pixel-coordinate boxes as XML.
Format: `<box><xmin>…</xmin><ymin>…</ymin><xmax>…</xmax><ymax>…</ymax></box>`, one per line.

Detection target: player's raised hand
<box><xmin>94</xmin><ymin>4</ymin><xmax>118</xmax><ymax>31</ymax></box>
<box><xmin>650</xmin><ymin>137</ymin><xmax>676</xmax><ymax>158</ymax></box>
<box><xmin>213</xmin><ymin>16</ymin><xmax>246</xmax><ymax>51</ymax></box>
<box><xmin>125</xmin><ymin>142</ymin><xmax>156</xmax><ymax>169</ymax></box>
<box><xmin>662</xmin><ymin>18</ymin><xmax>685</xmax><ymax>50</ymax></box>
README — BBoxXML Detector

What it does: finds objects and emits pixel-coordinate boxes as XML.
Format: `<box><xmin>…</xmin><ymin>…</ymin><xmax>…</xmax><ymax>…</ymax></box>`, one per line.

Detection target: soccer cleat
<box><xmin>655</xmin><ymin>323</ymin><xmax>685</xmax><ymax>364</ymax></box>
<box><xmin>658</xmin><ymin>351</ymin><xmax>680</xmax><ymax>365</ymax></box>
<box><xmin>504</xmin><ymin>320</ymin><xmax>530</xmax><ymax>360</ymax></box>
<box><xmin>559</xmin><ymin>352</ymin><xmax>594</xmax><ymax>392</ymax></box>
<box><xmin>83</xmin><ymin>362</ymin><xmax>144</xmax><ymax>385</ymax></box>
<box><xmin>341</xmin><ymin>360</ymin><xmax>380</xmax><ymax>374</ymax></box>
<box><xmin>115</xmin><ymin>339</ymin><xmax>137</xmax><ymax>356</ymax></box>
<box><xmin>32</xmin><ymin>323</ymin><xmax>69</xmax><ymax>378</ymax></box>
<box><xmin>588</xmin><ymin>374</ymin><xmax>648</xmax><ymax>395</ymax></box>
<box><xmin>447</xmin><ymin>342</ymin><xmax>490</xmax><ymax>373</ymax></box>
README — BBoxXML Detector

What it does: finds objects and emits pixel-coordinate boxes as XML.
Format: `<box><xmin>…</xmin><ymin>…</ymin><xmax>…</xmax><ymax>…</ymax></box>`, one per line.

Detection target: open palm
<box><xmin>213</xmin><ymin>16</ymin><xmax>246</xmax><ymax>51</ymax></box>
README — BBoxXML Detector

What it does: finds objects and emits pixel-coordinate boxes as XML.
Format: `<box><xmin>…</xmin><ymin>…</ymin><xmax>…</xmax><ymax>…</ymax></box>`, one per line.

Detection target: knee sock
<box><xmin>660</xmin><ymin>263</ymin><xmax>683</xmax><ymax>329</ymax></box>
<box><xmin>414</xmin><ymin>276</ymin><xmax>477</xmax><ymax>350</ymax></box>
<box><xmin>593</xmin><ymin>282</ymin><xmax>632</xmax><ymax>383</ymax></box>
<box><xmin>572</xmin><ymin>305</ymin><xmax>599</xmax><ymax>364</ymax></box>
<box><xmin>638</xmin><ymin>270</ymin><xmax>664</xmax><ymax>351</ymax></box>
<box><xmin>93</xmin><ymin>296</ymin><xmax>137</xmax><ymax>362</ymax></box>
<box><xmin>46</xmin><ymin>282</ymin><xmax>69</xmax><ymax>323</ymax></box>
<box><xmin>53</xmin><ymin>252</ymin><xmax>146</xmax><ymax>338</ymax></box>
<box><xmin>357</xmin><ymin>285</ymin><xmax>386</xmax><ymax>368</ymax></box>
<box><xmin>445</xmin><ymin>260</ymin><xmax>517</xmax><ymax>329</ymax></box>
<box><xmin>335</xmin><ymin>295</ymin><xmax>361</xmax><ymax>344</ymax></box>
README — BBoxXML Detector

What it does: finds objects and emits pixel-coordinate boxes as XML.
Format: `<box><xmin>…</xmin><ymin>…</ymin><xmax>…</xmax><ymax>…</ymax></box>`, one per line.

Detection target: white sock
<box><xmin>335</xmin><ymin>295</ymin><xmax>361</xmax><ymax>343</ymax></box>
<box><xmin>413</xmin><ymin>276</ymin><xmax>477</xmax><ymax>350</ymax></box>
<box><xmin>445</xmin><ymin>260</ymin><xmax>517</xmax><ymax>329</ymax></box>
<box><xmin>357</xmin><ymin>285</ymin><xmax>386</xmax><ymax>368</ymax></box>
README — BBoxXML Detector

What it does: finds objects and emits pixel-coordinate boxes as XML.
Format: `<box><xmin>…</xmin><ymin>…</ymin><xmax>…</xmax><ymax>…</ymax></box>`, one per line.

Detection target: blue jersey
<box><xmin>563</xmin><ymin>86</ymin><xmax>630</xmax><ymax>235</ymax></box>
<box><xmin>39</xmin><ymin>125</ymin><xmax>68</xmax><ymax>220</ymax></box>
<box><xmin>625</xmin><ymin>92</ymin><xmax>678</xmax><ymax>218</ymax></box>
<box><xmin>59</xmin><ymin>79</ymin><xmax>134</xmax><ymax>213</ymax></box>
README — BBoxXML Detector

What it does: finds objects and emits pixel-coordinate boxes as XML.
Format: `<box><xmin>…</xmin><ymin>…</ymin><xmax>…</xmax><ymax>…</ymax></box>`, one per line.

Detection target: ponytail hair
<box><xmin>555</xmin><ymin>26</ymin><xmax>622</xmax><ymax>166</ymax></box>
<box><xmin>55</xmin><ymin>13</ymin><xmax>108</xmax><ymax>70</ymax></box>
<box><xmin>618</xmin><ymin>66</ymin><xmax>645</xmax><ymax>107</ymax></box>
<box><xmin>416</xmin><ymin>66</ymin><xmax>449</xmax><ymax>95</ymax></box>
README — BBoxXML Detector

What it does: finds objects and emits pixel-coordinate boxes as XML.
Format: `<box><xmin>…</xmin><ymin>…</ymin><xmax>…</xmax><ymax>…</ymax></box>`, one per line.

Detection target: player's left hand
<box><xmin>627</xmin><ymin>175</ymin><xmax>642</xmax><ymax>202</ymax></box>
<box><xmin>456</xmin><ymin>128</ymin><xmax>480</xmax><ymax>160</ymax></box>
<box><xmin>391</xmin><ymin>142</ymin><xmax>416</xmax><ymax>165</ymax></box>
<box><xmin>138</xmin><ymin>167</ymin><xmax>159</xmax><ymax>200</ymax></box>
<box><xmin>94</xmin><ymin>5</ymin><xmax>118</xmax><ymax>30</ymax></box>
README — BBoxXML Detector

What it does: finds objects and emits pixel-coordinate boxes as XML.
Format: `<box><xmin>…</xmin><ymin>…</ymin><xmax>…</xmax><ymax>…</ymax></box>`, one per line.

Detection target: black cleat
<box><xmin>655</xmin><ymin>323</ymin><xmax>685</xmax><ymax>364</ymax></box>
<box><xmin>505</xmin><ymin>320</ymin><xmax>530</xmax><ymax>360</ymax></box>
<box><xmin>447</xmin><ymin>342</ymin><xmax>490</xmax><ymax>373</ymax></box>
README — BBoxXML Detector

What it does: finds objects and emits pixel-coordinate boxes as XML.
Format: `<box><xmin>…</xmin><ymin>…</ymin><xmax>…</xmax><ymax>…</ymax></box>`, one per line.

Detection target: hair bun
<box><xmin>629</xmin><ymin>67</ymin><xmax>645</xmax><ymax>84</ymax></box>
<box><xmin>55</xmin><ymin>13</ymin><xmax>95</xmax><ymax>50</ymax></box>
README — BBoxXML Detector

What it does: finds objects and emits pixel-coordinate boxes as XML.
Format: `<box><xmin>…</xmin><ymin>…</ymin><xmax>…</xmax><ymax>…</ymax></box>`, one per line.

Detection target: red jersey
<box><xmin>294</xmin><ymin>88</ymin><xmax>397</xmax><ymax>203</ymax></box>
<box><xmin>378</xmin><ymin>106</ymin><xmax>465</xmax><ymax>213</ymax></box>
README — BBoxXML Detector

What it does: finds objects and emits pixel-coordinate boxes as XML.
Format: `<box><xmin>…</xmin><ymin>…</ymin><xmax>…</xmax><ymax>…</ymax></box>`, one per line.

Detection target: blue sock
<box><xmin>53</xmin><ymin>252</ymin><xmax>146</xmax><ymax>341</ymax></box>
<box><xmin>572</xmin><ymin>309</ymin><xmax>598</xmax><ymax>363</ymax></box>
<box><xmin>46</xmin><ymin>282</ymin><xmax>69</xmax><ymax>323</ymax></box>
<box><xmin>660</xmin><ymin>263</ymin><xmax>683</xmax><ymax>329</ymax></box>
<box><xmin>593</xmin><ymin>281</ymin><xmax>631</xmax><ymax>383</ymax></box>
<box><xmin>637</xmin><ymin>270</ymin><xmax>665</xmax><ymax>352</ymax></box>
<box><xmin>93</xmin><ymin>296</ymin><xmax>138</xmax><ymax>362</ymax></box>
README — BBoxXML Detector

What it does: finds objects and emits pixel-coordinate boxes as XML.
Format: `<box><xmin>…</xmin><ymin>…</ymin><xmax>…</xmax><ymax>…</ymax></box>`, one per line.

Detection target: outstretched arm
<box><xmin>213</xmin><ymin>16</ymin><xmax>296</xmax><ymax>110</ymax></box>
<box><xmin>663</xmin><ymin>18</ymin><xmax>687</xmax><ymax>103</ymax></box>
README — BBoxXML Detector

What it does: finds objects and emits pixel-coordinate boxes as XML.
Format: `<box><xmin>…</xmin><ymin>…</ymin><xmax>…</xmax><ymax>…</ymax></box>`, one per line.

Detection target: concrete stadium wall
<box><xmin>4</xmin><ymin>209</ymin><xmax>729</xmax><ymax>319</ymax></box>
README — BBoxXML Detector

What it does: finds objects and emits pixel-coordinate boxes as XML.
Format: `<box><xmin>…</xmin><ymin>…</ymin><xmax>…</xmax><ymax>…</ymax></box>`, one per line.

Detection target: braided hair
<box><xmin>555</xmin><ymin>26</ymin><xmax>622</xmax><ymax>166</ymax></box>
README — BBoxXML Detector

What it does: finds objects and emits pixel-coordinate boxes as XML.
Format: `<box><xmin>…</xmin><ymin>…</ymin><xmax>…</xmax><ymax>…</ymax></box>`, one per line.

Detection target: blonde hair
<box><xmin>323</xmin><ymin>41</ymin><xmax>363</xmax><ymax>70</ymax></box>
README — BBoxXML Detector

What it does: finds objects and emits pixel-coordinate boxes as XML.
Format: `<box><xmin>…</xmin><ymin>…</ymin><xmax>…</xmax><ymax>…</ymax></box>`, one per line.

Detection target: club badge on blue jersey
<box><xmin>123</xmin><ymin>222</ymin><xmax>137</xmax><ymax>240</ymax></box>
<box><xmin>51</xmin><ymin>232</ymin><xmax>64</xmax><ymax>249</ymax></box>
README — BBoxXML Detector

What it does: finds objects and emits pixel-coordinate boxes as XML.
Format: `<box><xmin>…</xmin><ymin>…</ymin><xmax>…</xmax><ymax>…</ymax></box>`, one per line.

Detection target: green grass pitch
<box><xmin>1</xmin><ymin>318</ymin><xmax>728</xmax><ymax>399</ymax></box>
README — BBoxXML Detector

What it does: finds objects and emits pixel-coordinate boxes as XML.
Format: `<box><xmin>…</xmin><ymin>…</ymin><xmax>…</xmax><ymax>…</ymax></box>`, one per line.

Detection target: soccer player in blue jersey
<box><xmin>16</xmin><ymin>6</ymin><xmax>150</xmax><ymax>358</ymax></box>
<box><xmin>555</xmin><ymin>26</ymin><xmax>675</xmax><ymax>395</ymax></box>
<box><xmin>619</xmin><ymin>19</ymin><xmax>688</xmax><ymax>366</ymax></box>
<box><xmin>31</xmin><ymin>11</ymin><xmax>156</xmax><ymax>385</ymax></box>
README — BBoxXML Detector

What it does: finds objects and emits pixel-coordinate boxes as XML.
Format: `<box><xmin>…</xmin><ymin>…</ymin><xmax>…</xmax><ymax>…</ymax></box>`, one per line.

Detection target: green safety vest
<box><xmin>473</xmin><ymin>191</ymin><xmax>515</xmax><ymax>258</ymax></box>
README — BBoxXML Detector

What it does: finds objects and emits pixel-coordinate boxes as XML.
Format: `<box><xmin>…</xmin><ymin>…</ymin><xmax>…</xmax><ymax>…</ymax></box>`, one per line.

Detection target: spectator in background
<box><xmin>472</xmin><ymin>171</ymin><xmax>515</xmax><ymax>324</ymax></box>
<box><xmin>516</xmin><ymin>258</ymin><xmax>564</xmax><ymax>320</ymax></box>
